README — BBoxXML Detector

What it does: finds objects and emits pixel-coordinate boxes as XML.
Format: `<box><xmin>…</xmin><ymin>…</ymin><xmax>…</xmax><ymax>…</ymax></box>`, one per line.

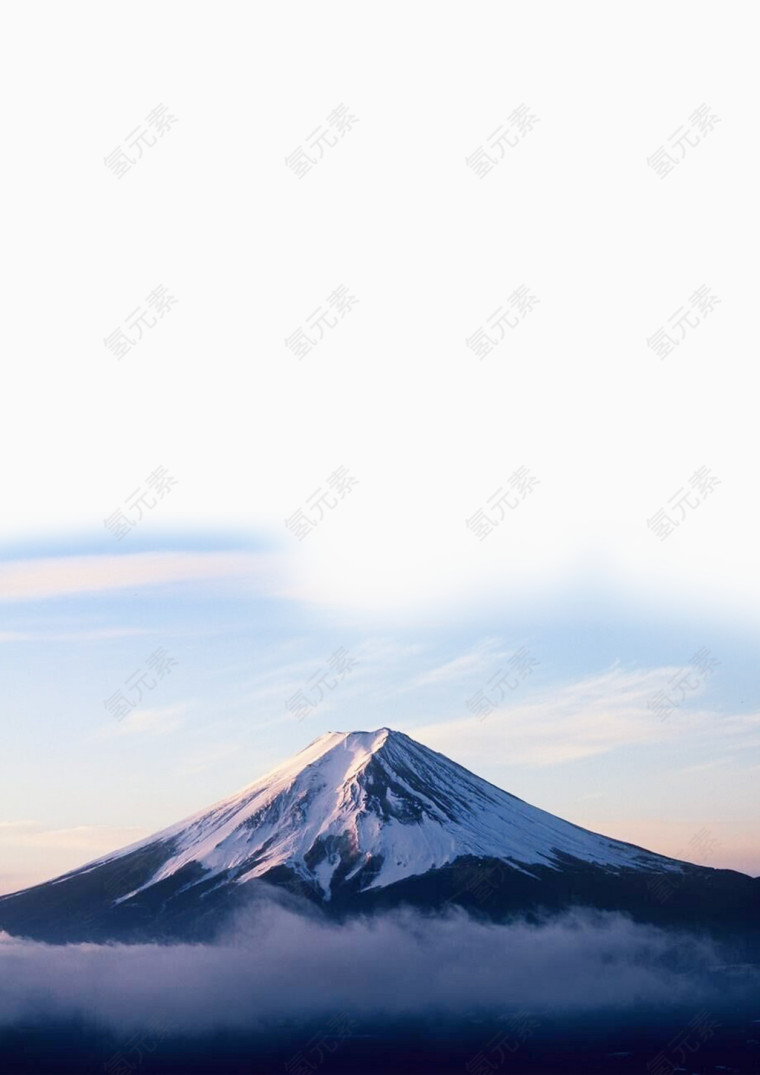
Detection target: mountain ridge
<box><xmin>58</xmin><ymin>727</ymin><xmax>690</xmax><ymax>899</ymax></box>
<box><xmin>1</xmin><ymin>728</ymin><xmax>757</xmax><ymax>945</ymax></box>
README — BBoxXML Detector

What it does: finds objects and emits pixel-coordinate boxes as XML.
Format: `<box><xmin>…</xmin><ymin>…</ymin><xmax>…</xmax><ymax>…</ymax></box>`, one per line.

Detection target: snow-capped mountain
<box><xmin>82</xmin><ymin>727</ymin><xmax>684</xmax><ymax>897</ymax></box>
<box><xmin>1</xmin><ymin>729</ymin><xmax>757</xmax><ymax>943</ymax></box>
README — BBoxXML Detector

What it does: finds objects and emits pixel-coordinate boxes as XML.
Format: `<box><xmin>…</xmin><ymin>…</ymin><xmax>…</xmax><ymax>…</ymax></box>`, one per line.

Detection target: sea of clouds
<box><xmin>1</xmin><ymin>905</ymin><xmax>756</xmax><ymax>1033</ymax></box>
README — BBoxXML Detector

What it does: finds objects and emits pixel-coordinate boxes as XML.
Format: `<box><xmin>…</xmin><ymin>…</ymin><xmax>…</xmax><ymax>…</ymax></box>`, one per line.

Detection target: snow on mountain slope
<box><xmin>79</xmin><ymin>728</ymin><xmax>685</xmax><ymax>903</ymax></box>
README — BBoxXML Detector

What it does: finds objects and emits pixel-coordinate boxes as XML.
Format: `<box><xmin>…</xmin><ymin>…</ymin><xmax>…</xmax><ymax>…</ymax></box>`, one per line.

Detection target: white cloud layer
<box><xmin>0</xmin><ymin>907</ymin><xmax>751</xmax><ymax>1031</ymax></box>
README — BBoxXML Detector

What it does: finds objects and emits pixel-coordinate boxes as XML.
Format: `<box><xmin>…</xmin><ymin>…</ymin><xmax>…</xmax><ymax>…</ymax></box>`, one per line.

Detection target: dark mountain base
<box><xmin>1</xmin><ymin>846</ymin><xmax>759</xmax><ymax>953</ymax></box>
<box><xmin>3</xmin><ymin>1007</ymin><xmax>760</xmax><ymax>1075</ymax></box>
<box><xmin>339</xmin><ymin>855</ymin><xmax>760</xmax><ymax>950</ymax></box>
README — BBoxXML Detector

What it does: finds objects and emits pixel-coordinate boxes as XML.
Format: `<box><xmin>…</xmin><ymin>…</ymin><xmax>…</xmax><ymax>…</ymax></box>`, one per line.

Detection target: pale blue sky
<box><xmin>1</xmin><ymin>535</ymin><xmax>758</xmax><ymax>894</ymax></box>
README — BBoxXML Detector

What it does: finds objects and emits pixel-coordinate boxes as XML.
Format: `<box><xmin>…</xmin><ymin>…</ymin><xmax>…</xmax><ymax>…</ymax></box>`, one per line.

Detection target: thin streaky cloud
<box><xmin>95</xmin><ymin>704</ymin><xmax>189</xmax><ymax>739</ymax></box>
<box><xmin>0</xmin><ymin>822</ymin><xmax>150</xmax><ymax>851</ymax></box>
<box><xmin>410</xmin><ymin>664</ymin><xmax>730</xmax><ymax>767</ymax></box>
<box><xmin>0</xmin><ymin>551</ymin><xmax>287</xmax><ymax>603</ymax></box>
<box><xmin>0</xmin><ymin>628</ymin><xmax>151</xmax><ymax>643</ymax></box>
<box><xmin>411</xmin><ymin>638</ymin><xmax>526</xmax><ymax>688</ymax></box>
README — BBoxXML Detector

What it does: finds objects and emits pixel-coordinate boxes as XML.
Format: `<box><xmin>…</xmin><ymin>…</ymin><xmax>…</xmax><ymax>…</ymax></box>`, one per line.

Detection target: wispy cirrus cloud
<box><xmin>0</xmin><ymin>823</ymin><xmax>152</xmax><ymax>896</ymax></box>
<box><xmin>411</xmin><ymin>638</ymin><xmax>506</xmax><ymax>688</ymax></box>
<box><xmin>236</xmin><ymin>637</ymin><xmax>424</xmax><ymax>711</ymax></box>
<box><xmin>0</xmin><ymin>628</ymin><xmax>150</xmax><ymax>643</ymax></box>
<box><xmin>0</xmin><ymin>821</ymin><xmax>149</xmax><ymax>851</ymax></box>
<box><xmin>96</xmin><ymin>704</ymin><xmax>188</xmax><ymax>738</ymax></box>
<box><xmin>410</xmin><ymin>664</ymin><xmax>731</xmax><ymax>767</ymax></box>
<box><xmin>178</xmin><ymin>741</ymin><xmax>246</xmax><ymax>777</ymax></box>
<box><xmin>0</xmin><ymin>551</ymin><xmax>285</xmax><ymax>603</ymax></box>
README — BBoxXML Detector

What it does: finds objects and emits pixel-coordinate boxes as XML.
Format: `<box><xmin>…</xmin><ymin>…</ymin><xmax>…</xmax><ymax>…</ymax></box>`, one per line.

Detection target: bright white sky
<box><xmin>0</xmin><ymin>1</ymin><xmax>758</xmax><ymax>893</ymax></box>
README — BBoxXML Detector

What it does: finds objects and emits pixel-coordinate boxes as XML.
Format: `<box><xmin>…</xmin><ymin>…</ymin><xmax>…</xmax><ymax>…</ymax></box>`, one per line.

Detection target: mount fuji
<box><xmin>1</xmin><ymin>728</ymin><xmax>757</xmax><ymax>944</ymax></box>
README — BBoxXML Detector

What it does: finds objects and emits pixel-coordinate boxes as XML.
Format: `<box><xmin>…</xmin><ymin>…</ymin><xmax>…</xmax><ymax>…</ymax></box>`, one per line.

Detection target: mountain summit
<box><xmin>107</xmin><ymin>726</ymin><xmax>684</xmax><ymax>899</ymax></box>
<box><xmin>1</xmin><ymin>728</ymin><xmax>757</xmax><ymax>943</ymax></box>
